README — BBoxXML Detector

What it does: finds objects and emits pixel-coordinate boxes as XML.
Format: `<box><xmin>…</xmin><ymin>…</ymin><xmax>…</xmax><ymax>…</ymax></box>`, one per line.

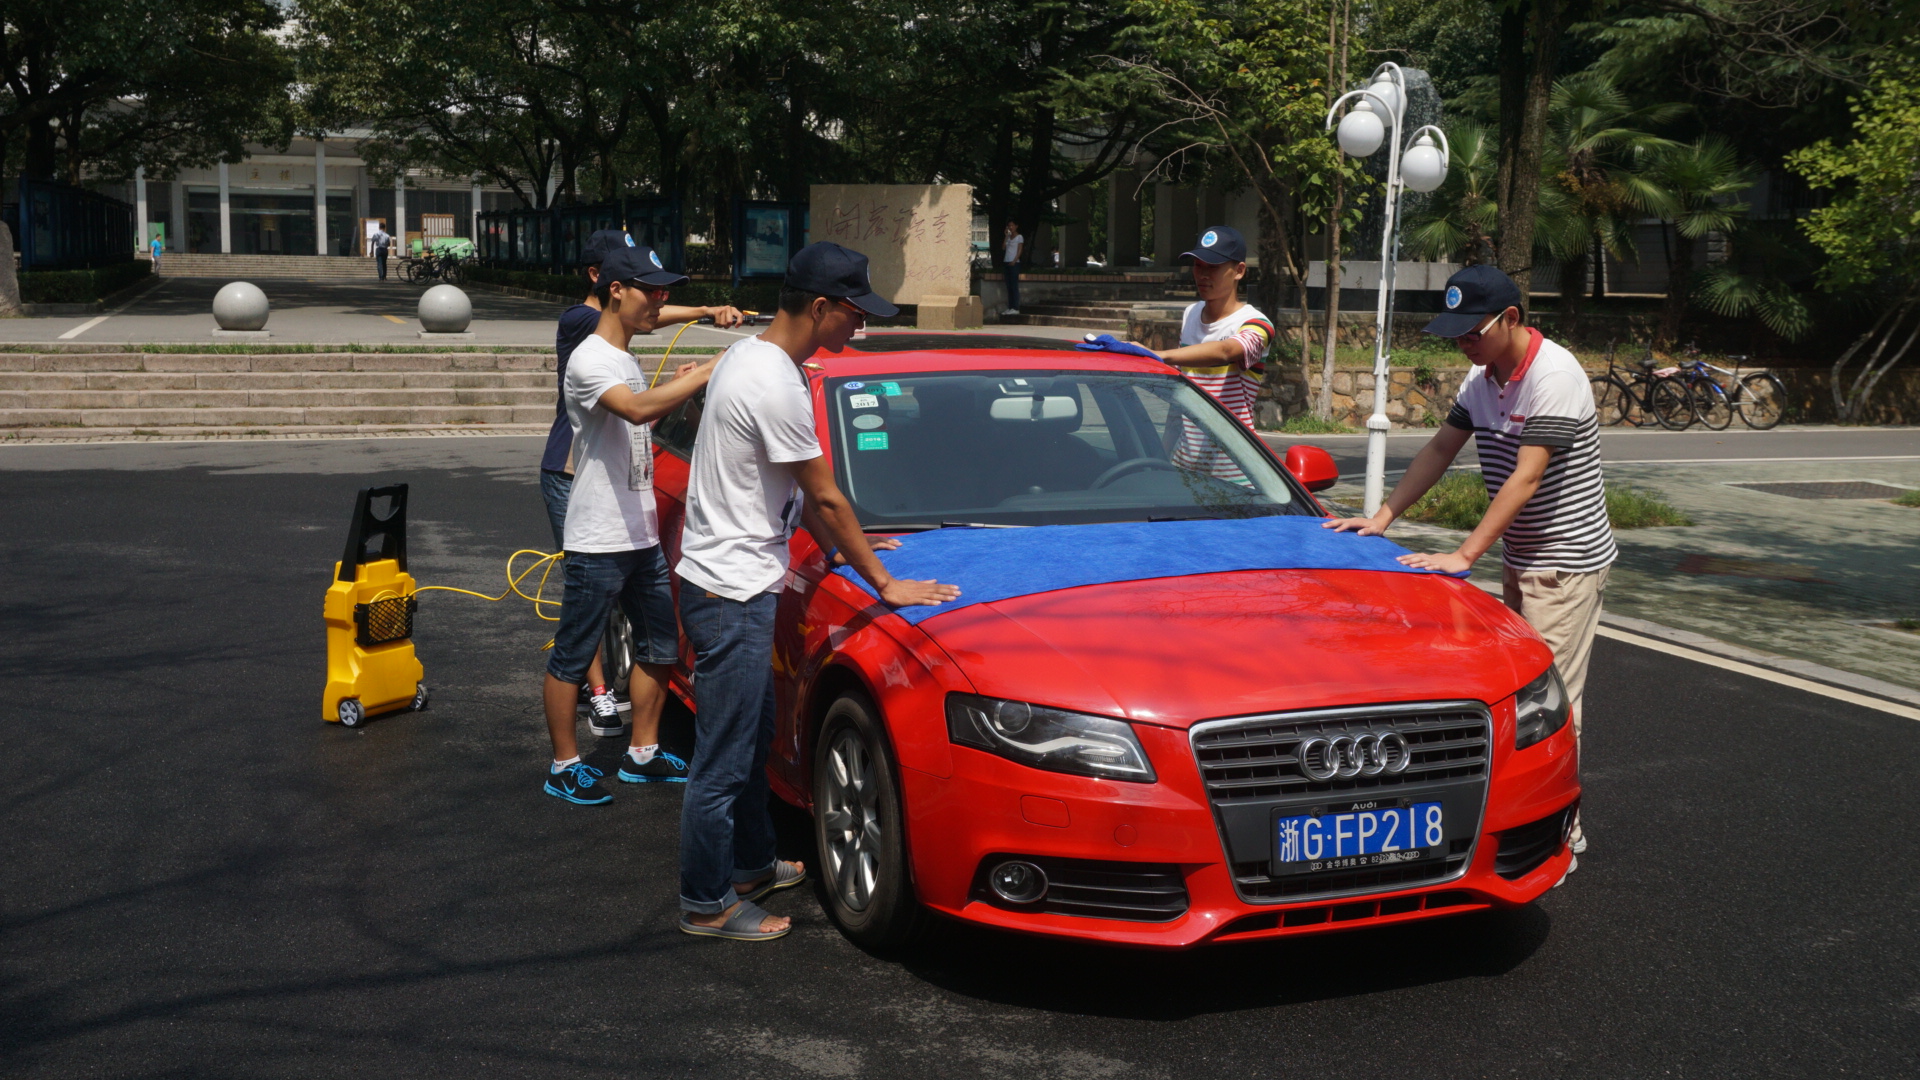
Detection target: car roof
<box><xmin>814</xmin><ymin>332</ymin><xmax>1171</xmax><ymax>378</ymax></box>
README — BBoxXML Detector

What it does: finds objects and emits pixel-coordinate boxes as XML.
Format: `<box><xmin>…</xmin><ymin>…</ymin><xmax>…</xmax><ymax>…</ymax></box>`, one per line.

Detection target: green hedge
<box><xmin>19</xmin><ymin>260</ymin><xmax>152</xmax><ymax>304</ymax></box>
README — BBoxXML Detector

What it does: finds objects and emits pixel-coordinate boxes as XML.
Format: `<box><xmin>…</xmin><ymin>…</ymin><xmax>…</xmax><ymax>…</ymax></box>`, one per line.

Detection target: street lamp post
<box><xmin>1324</xmin><ymin>63</ymin><xmax>1450</xmax><ymax>517</ymax></box>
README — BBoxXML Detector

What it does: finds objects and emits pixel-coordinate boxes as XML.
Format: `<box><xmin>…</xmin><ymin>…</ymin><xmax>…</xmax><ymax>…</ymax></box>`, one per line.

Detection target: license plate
<box><xmin>1275</xmin><ymin>801</ymin><xmax>1443</xmax><ymax>871</ymax></box>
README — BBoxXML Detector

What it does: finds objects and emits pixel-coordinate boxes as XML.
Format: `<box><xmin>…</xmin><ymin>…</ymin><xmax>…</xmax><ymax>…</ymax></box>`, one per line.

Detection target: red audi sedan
<box><xmin>635</xmin><ymin>333</ymin><xmax>1579</xmax><ymax>950</ymax></box>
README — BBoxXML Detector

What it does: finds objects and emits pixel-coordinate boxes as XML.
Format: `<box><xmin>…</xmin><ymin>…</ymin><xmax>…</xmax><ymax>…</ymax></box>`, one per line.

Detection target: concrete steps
<box><xmin>998</xmin><ymin>302</ymin><xmax>1134</xmax><ymax>332</ymax></box>
<box><xmin>156</xmin><ymin>254</ymin><xmax>395</xmax><ymax>280</ymax></box>
<box><xmin>0</xmin><ymin>348</ymin><xmax>681</xmax><ymax>431</ymax></box>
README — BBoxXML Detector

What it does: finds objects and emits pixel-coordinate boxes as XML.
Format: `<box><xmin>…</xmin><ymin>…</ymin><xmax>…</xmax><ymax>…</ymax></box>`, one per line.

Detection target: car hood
<box><xmin>917</xmin><ymin>569</ymin><xmax>1552</xmax><ymax>729</ymax></box>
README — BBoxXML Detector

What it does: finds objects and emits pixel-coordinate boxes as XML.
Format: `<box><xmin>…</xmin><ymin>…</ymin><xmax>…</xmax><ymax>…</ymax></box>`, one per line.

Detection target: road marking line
<box><xmin>383</xmin><ymin>315</ymin><xmax>406</xmax><ymax>324</ymax></box>
<box><xmin>1606</xmin><ymin>454</ymin><xmax>1920</xmax><ymax>465</ymax></box>
<box><xmin>58</xmin><ymin>315</ymin><xmax>110</xmax><ymax>340</ymax></box>
<box><xmin>1596</xmin><ymin>626</ymin><xmax>1920</xmax><ymax>721</ymax></box>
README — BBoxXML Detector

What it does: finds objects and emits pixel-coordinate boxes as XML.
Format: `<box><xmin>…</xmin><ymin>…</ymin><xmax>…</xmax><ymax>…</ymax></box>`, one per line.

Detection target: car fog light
<box><xmin>989</xmin><ymin>860</ymin><xmax>1048</xmax><ymax>904</ymax></box>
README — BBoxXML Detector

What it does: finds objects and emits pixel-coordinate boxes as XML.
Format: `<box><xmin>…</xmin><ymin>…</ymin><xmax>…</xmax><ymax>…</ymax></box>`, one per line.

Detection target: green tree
<box><xmin>1402</xmin><ymin>120</ymin><xmax>1498</xmax><ymax>265</ymax></box>
<box><xmin>1787</xmin><ymin>46</ymin><xmax>1920</xmax><ymax>420</ymax></box>
<box><xmin>1638</xmin><ymin>135</ymin><xmax>1750</xmax><ymax>345</ymax></box>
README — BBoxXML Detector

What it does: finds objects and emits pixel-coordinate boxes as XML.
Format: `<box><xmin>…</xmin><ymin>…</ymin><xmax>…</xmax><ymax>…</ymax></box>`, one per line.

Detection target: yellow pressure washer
<box><xmin>323</xmin><ymin>484</ymin><xmax>428</xmax><ymax>727</ymax></box>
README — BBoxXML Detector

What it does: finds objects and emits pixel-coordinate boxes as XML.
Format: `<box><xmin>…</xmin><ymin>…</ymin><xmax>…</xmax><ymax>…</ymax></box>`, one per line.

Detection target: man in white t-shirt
<box><xmin>675</xmin><ymin>242</ymin><xmax>960</xmax><ymax>942</ymax></box>
<box><xmin>538</xmin><ymin>246</ymin><xmax>716</xmax><ymax>806</ymax></box>
<box><xmin>1000</xmin><ymin>220</ymin><xmax>1025</xmax><ymax>316</ymax></box>
<box><xmin>1326</xmin><ymin>264</ymin><xmax>1615</xmax><ymax>877</ymax></box>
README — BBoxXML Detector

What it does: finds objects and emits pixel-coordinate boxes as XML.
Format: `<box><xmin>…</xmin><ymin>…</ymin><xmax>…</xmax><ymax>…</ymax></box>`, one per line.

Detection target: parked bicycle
<box><xmin>1590</xmin><ymin>342</ymin><xmax>1695</xmax><ymax>429</ymax></box>
<box><xmin>404</xmin><ymin>247</ymin><xmax>465</xmax><ymax>286</ymax></box>
<box><xmin>1668</xmin><ymin>344</ymin><xmax>1787</xmax><ymax>431</ymax></box>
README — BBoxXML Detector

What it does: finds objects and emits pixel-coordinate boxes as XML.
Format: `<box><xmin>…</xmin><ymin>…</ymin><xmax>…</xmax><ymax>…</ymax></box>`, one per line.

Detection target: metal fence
<box><xmin>11</xmin><ymin>179</ymin><xmax>135</xmax><ymax>270</ymax></box>
<box><xmin>476</xmin><ymin>198</ymin><xmax>682</xmax><ymax>274</ymax></box>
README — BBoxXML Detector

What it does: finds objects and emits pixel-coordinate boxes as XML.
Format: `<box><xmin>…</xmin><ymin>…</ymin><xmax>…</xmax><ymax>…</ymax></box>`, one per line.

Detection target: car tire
<box><xmin>812</xmin><ymin>691</ymin><xmax>927</xmax><ymax>952</ymax></box>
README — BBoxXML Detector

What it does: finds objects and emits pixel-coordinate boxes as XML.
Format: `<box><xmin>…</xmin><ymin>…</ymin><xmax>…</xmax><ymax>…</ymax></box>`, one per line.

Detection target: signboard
<box><xmin>421</xmin><ymin>213</ymin><xmax>455</xmax><ymax>240</ymax></box>
<box><xmin>808</xmin><ymin>184</ymin><xmax>971</xmax><ymax>306</ymax></box>
<box><xmin>732</xmin><ymin>201</ymin><xmax>806</xmax><ymax>282</ymax></box>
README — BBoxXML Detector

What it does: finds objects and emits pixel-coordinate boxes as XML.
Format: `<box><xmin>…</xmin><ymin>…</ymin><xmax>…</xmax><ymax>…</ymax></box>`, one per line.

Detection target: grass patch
<box><xmin>1401</xmin><ymin>471</ymin><xmax>1694</xmax><ymax>530</ymax></box>
<box><xmin>1272</xmin><ymin>414</ymin><xmax>1358</xmax><ymax>435</ymax></box>
<box><xmin>1895</xmin><ymin>618</ymin><xmax>1920</xmax><ymax>631</ymax></box>
<box><xmin>1894</xmin><ymin>489</ymin><xmax>1920</xmax><ymax>507</ymax></box>
<box><xmin>1605</xmin><ymin>483</ymin><xmax>1694</xmax><ymax>528</ymax></box>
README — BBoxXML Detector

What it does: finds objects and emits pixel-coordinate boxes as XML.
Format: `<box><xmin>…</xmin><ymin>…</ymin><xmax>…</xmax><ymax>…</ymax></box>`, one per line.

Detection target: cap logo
<box><xmin>1445</xmin><ymin>285</ymin><xmax>1462</xmax><ymax>309</ymax></box>
<box><xmin>648</xmin><ymin>250</ymin><xmax>663</xmax><ymax>268</ymax></box>
<box><xmin>1201</xmin><ymin>230</ymin><xmax>1219</xmax><ymax>248</ymax></box>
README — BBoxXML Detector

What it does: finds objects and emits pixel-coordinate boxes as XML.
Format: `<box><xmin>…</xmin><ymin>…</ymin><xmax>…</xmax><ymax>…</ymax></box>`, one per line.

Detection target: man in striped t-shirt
<box><xmin>1325</xmin><ymin>264</ymin><xmax>1614</xmax><ymax>869</ymax></box>
<box><xmin>1151</xmin><ymin>227</ymin><xmax>1274</xmax><ymax>481</ymax></box>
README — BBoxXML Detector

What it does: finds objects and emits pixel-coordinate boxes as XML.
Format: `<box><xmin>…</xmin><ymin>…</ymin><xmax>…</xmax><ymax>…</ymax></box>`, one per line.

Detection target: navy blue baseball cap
<box><xmin>1179</xmin><ymin>226</ymin><xmax>1247</xmax><ymax>265</ymax></box>
<box><xmin>598</xmin><ymin>245</ymin><xmax>688</xmax><ymax>288</ymax></box>
<box><xmin>581</xmin><ymin>228</ymin><xmax>632</xmax><ymax>267</ymax></box>
<box><xmin>1424</xmin><ymin>264</ymin><xmax>1524</xmax><ymax>337</ymax></box>
<box><xmin>785</xmin><ymin>241</ymin><xmax>898</xmax><ymax>317</ymax></box>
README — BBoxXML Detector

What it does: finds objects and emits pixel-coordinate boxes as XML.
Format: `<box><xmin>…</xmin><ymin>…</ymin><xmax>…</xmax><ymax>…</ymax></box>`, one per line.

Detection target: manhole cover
<box><xmin>1725</xmin><ymin>480</ymin><xmax>1914</xmax><ymax>500</ymax></box>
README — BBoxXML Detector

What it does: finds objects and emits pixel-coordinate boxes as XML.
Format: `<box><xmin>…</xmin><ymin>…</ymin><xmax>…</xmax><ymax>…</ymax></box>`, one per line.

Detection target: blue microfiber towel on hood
<box><xmin>833</xmin><ymin>515</ymin><xmax>1469</xmax><ymax>625</ymax></box>
<box><xmin>1075</xmin><ymin>333</ymin><xmax>1167</xmax><ymax>363</ymax></box>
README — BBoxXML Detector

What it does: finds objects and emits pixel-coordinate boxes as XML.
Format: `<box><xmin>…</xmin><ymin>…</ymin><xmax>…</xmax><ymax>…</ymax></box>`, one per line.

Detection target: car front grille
<box><xmin>1495</xmin><ymin>806</ymin><xmax>1573</xmax><ymax>879</ymax></box>
<box><xmin>970</xmin><ymin>855</ymin><xmax>1189</xmax><ymax>922</ymax></box>
<box><xmin>1190</xmin><ymin>701</ymin><xmax>1493</xmax><ymax>903</ymax></box>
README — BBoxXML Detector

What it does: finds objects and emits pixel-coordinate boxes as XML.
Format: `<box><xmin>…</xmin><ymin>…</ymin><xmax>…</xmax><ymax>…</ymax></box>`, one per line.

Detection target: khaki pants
<box><xmin>1503</xmin><ymin>564</ymin><xmax>1607</xmax><ymax>853</ymax></box>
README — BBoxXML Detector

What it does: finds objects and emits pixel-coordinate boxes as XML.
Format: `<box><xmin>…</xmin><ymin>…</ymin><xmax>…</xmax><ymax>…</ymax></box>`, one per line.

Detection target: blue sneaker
<box><xmin>618</xmin><ymin>750</ymin><xmax>689</xmax><ymax>784</ymax></box>
<box><xmin>544</xmin><ymin>762</ymin><xmax>612</xmax><ymax>805</ymax></box>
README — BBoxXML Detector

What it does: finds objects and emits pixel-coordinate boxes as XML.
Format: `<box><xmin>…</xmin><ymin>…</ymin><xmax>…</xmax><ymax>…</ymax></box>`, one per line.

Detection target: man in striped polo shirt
<box><xmin>1154</xmin><ymin>227</ymin><xmax>1274</xmax><ymax>480</ymax></box>
<box><xmin>1326</xmin><ymin>264</ymin><xmax>1614</xmax><ymax>869</ymax></box>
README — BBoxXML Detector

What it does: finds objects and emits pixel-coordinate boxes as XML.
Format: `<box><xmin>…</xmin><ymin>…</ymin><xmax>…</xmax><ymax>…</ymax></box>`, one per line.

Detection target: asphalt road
<box><xmin>3</xmin><ymin>438</ymin><xmax>1917</xmax><ymax>1079</ymax></box>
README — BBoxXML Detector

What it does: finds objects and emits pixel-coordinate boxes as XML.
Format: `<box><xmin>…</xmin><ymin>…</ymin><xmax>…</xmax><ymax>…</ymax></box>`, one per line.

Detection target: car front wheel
<box><xmin>813</xmin><ymin>691</ymin><xmax>925</xmax><ymax>951</ymax></box>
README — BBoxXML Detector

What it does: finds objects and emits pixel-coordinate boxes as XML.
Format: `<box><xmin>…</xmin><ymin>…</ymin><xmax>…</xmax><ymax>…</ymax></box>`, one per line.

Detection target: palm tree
<box><xmin>1639</xmin><ymin>136</ymin><xmax>1752</xmax><ymax>346</ymax></box>
<box><xmin>1401</xmin><ymin>121</ymin><xmax>1497</xmax><ymax>265</ymax></box>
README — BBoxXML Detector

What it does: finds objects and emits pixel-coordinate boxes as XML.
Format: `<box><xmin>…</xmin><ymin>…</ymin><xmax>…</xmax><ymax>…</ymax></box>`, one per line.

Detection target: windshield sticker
<box><xmin>879</xmin><ymin>381</ymin><xmax>902</xmax><ymax>396</ymax></box>
<box><xmin>857</xmin><ymin>432</ymin><xmax>890</xmax><ymax>450</ymax></box>
<box><xmin>842</xmin><ymin>381</ymin><xmax>865</xmax><ymax>391</ymax></box>
<box><xmin>852</xmin><ymin>414</ymin><xmax>885</xmax><ymax>430</ymax></box>
<box><xmin>849</xmin><ymin>393</ymin><xmax>879</xmax><ymax>409</ymax></box>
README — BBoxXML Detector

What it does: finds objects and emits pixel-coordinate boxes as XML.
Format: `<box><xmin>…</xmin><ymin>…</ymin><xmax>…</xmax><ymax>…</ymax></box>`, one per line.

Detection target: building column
<box><xmin>1200</xmin><ymin>186</ymin><xmax>1227</xmax><ymax>232</ymax></box>
<box><xmin>1167</xmin><ymin>187</ymin><xmax>1198</xmax><ymax>266</ymax></box>
<box><xmin>134</xmin><ymin>168</ymin><xmax>149</xmax><ymax>255</ymax></box>
<box><xmin>395</xmin><ymin>175</ymin><xmax>407</xmax><ymax>250</ymax></box>
<box><xmin>1061</xmin><ymin>187</ymin><xmax>1091</xmax><ymax>269</ymax></box>
<box><xmin>471</xmin><ymin>179</ymin><xmax>482</xmax><ymax>240</ymax></box>
<box><xmin>218</xmin><ymin>162</ymin><xmax>232</xmax><ymax>253</ymax></box>
<box><xmin>314</xmin><ymin>137</ymin><xmax>328</xmax><ymax>255</ymax></box>
<box><xmin>169</xmin><ymin>181</ymin><xmax>186</xmax><ymax>253</ymax></box>
<box><xmin>354</xmin><ymin>166</ymin><xmax>370</xmax><ymax>254</ymax></box>
<box><xmin>1107</xmin><ymin>169</ymin><xmax>1141</xmax><ymax>268</ymax></box>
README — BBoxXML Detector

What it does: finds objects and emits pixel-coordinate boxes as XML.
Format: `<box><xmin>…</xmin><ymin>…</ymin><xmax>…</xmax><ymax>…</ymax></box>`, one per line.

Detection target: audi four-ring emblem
<box><xmin>1297</xmin><ymin>732</ymin><xmax>1412</xmax><ymax>780</ymax></box>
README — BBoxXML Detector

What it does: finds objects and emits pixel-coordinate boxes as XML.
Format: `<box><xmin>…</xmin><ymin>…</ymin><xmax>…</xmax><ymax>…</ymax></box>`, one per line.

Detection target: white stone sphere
<box><xmin>212</xmin><ymin>281</ymin><xmax>269</xmax><ymax>331</ymax></box>
<box><xmin>418</xmin><ymin>284</ymin><xmax>473</xmax><ymax>333</ymax></box>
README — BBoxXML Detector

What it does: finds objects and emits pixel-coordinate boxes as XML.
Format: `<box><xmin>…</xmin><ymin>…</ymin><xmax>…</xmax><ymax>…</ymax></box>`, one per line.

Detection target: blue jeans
<box><xmin>545</xmin><ymin>547</ymin><xmax>679</xmax><ymax>685</ymax></box>
<box><xmin>539</xmin><ymin>469</ymin><xmax>571</xmax><ymax>553</ymax></box>
<box><xmin>677</xmin><ymin>587</ymin><xmax>780</xmax><ymax>914</ymax></box>
<box><xmin>1003</xmin><ymin>262</ymin><xmax>1021</xmax><ymax>310</ymax></box>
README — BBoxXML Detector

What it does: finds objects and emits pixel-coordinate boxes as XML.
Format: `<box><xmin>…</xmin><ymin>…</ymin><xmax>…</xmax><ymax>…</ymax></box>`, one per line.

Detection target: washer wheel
<box><xmin>410</xmin><ymin>683</ymin><xmax>430</xmax><ymax>712</ymax></box>
<box><xmin>338</xmin><ymin>699</ymin><xmax>365</xmax><ymax>727</ymax></box>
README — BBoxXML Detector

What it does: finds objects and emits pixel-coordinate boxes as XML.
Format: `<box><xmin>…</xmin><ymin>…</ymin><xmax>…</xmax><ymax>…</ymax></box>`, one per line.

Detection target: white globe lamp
<box><xmin>1402</xmin><ymin>133</ymin><xmax>1448</xmax><ymax>193</ymax></box>
<box><xmin>1368</xmin><ymin>75</ymin><xmax>1403</xmax><ymax>123</ymax></box>
<box><xmin>1336</xmin><ymin>101</ymin><xmax>1385</xmax><ymax>158</ymax></box>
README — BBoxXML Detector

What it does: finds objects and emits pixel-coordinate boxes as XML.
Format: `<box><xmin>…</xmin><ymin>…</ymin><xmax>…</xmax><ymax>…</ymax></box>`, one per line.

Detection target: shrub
<box><xmin>19</xmin><ymin>260</ymin><xmax>152</xmax><ymax>304</ymax></box>
<box><xmin>1273</xmin><ymin>414</ymin><xmax>1356</xmax><ymax>435</ymax></box>
<box><xmin>1402</xmin><ymin>471</ymin><xmax>1694</xmax><ymax>530</ymax></box>
<box><xmin>1894</xmin><ymin>488</ymin><xmax>1920</xmax><ymax>507</ymax></box>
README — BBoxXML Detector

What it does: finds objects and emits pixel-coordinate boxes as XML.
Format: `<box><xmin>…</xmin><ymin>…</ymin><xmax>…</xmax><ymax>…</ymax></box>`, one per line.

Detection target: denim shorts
<box><xmin>546</xmin><ymin>545</ymin><xmax>679</xmax><ymax>684</ymax></box>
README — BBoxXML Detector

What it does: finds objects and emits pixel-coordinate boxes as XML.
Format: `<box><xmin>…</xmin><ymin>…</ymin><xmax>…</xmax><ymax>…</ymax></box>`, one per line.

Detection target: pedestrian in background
<box><xmin>542</xmin><ymin>230</ymin><xmax>744</xmax><ymax>737</ymax></box>
<box><xmin>1000</xmin><ymin>220</ymin><xmax>1024</xmax><ymax>316</ymax></box>
<box><xmin>539</xmin><ymin>245</ymin><xmax>716</xmax><ymax>805</ymax></box>
<box><xmin>674</xmin><ymin>242</ymin><xmax>959</xmax><ymax>941</ymax></box>
<box><xmin>1325</xmin><ymin>264</ymin><xmax>1614</xmax><ymax>875</ymax></box>
<box><xmin>371</xmin><ymin>225</ymin><xmax>391</xmax><ymax>280</ymax></box>
<box><xmin>149</xmin><ymin>232</ymin><xmax>163</xmax><ymax>272</ymax></box>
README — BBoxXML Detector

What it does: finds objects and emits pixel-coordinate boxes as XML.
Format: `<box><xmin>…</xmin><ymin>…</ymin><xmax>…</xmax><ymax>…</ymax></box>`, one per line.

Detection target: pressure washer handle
<box><xmin>338</xmin><ymin>484</ymin><xmax>409</xmax><ymax>581</ymax></box>
<box><xmin>696</xmin><ymin>311</ymin><xmax>775</xmax><ymax>326</ymax></box>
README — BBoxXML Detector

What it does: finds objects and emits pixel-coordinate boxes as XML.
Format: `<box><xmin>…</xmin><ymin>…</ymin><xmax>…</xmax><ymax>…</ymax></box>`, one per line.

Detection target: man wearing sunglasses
<box><xmin>674</xmin><ymin>242</ymin><xmax>960</xmax><ymax>941</ymax></box>
<box><xmin>538</xmin><ymin>245</ymin><xmax>718</xmax><ymax>806</ymax></box>
<box><xmin>1325</xmin><ymin>263</ymin><xmax>1614</xmax><ymax>874</ymax></box>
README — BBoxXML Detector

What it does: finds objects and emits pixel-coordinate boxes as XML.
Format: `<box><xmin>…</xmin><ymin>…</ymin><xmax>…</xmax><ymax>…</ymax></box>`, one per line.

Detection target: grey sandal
<box><xmin>679</xmin><ymin>899</ymin><xmax>790</xmax><ymax>941</ymax></box>
<box><xmin>737</xmin><ymin>860</ymin><xmax>807</xmax><ymax>905</ymax></box>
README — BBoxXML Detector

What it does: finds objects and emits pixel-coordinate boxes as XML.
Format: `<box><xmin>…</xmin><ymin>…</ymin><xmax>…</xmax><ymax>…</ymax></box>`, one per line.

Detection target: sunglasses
<box><xmin>833</xmin><ymin>298</ymin><xmax>867</xmax><ymax>321</ymax></box>
<box><xmin>1456</xmin><ymin>310</ymin><xmax>1506</xmax><ymax>344</ymax></box>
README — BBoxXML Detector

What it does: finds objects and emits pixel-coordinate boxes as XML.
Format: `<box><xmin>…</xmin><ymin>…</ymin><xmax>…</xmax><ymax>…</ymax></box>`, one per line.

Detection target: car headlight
<box><xmin>945</xmin><ymin>693</ymin><xmax>1156</xmax><ymax>782</ymax></box>
<box><xmin>1514</xmin><ymin>666</ymin><xmax>1571</xmax><ymax>750</ymax></box>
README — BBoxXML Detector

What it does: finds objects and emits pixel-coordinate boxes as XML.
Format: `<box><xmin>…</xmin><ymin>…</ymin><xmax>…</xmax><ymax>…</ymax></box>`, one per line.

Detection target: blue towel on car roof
<box><xmin>832</xmin><ymin>515</ymin><xmax>1467</xmax><ymax>625</ymax></box>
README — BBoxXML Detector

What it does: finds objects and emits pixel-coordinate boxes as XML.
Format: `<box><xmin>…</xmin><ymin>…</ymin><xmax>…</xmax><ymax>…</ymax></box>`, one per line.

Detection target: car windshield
<box><xmin>826</xmin><ymin>369</ymin><xmax>1309</xmax><ymax>529</ymax></box>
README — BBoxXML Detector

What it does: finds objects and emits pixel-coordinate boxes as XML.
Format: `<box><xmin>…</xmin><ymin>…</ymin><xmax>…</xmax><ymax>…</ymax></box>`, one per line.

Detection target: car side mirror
<box><xmin>1284</xmin><ymin>445</ymin><xmax>1339</xmax><ymax>492</ymax></box>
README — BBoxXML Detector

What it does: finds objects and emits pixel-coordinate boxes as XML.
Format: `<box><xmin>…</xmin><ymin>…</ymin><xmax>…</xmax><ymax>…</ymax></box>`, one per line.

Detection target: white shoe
<box><xmin>1001</xmin><ymin>308</ymin><xmax>1020</xmax><ymax>316</ymax></box>
<box><xmin>1553</xmin><ymin>854</ymin><xmax>1578</xmax><ymax>888</ymax></box>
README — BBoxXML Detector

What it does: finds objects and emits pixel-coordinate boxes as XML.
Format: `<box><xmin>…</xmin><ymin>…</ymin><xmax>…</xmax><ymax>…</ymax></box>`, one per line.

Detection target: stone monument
<box><xmin>212</xmin><ymin>281</ymin><xmax>270</xmax><ymax>339</ymax></box>
<box><xmin>417</xmin><ymin>284</ymin><xmax>473</xmax><ymax>339</ymax></box>
<box><xmin>808</xmin><ymin>184</ymin><xmax>977</xmax><ymax>328</ymax></box>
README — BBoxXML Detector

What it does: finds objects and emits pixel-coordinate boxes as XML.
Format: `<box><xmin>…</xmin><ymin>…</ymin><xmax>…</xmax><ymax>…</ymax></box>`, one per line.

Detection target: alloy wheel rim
<box><xmin>822</xmin><ymin>728</ymin><xmax>881</xmax><ymax>912</ymax></box>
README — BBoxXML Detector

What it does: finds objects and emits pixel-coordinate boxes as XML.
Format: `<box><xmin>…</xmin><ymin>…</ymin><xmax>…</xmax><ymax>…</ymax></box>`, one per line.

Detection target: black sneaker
<box><xmin>586</xmin><ymin>689</ymin><xmax>626</xmax><ymax>737</ymax></box>
<box><xmin>618</xmin><ymin>750</ymin><xmax>689</xmax><ymax>784</ymax></box>
<box><xmin>544</xmin><ymin>762</ymin><xmax>612</xmax><ymax>805</ymax></box>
